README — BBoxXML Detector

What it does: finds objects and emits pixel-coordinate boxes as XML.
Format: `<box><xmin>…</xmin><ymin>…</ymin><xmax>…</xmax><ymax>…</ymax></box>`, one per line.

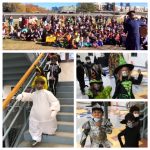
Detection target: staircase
<box><xmin>3</xmin><ymin>53</ymin><xmax>36</xmax><ymax>85</ymax></box>
<box><xmin>18</xmin><ymin>81</ymin><xmax>74</xmax><ymax>147</ymax></box>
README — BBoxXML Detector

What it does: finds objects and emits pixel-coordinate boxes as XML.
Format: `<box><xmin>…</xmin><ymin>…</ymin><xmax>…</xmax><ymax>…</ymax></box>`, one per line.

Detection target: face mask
<box><xmin>94</xmin><ymin>118</ymin><xmax>102</xmax><ymax>122</ymax></box>
<box><xmin>127</xmin><ymin>122</ymin><xmax>133</xmax><ymax>128</ymax></box>
<box><xmin>94</xmin><ymin>84</ymin><xmax>100</xmax><ymax>91</ymax></box>
<box><xmin>122</xmin><ymin>71</ymin><xmax>128</xmax><ymax>77</ymax></box>
<box><xmin>133</xmin><ymin>114</ymin><xmax>139</xmax><ymax>118</ymax></box>
<box><xmin>86</xmin><ymin>60</ymin><xmax>91</xmax><ymax>63</ymax></box>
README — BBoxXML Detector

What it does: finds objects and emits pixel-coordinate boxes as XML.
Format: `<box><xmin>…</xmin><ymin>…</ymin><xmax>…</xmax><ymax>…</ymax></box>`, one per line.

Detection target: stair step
<box><xmin>58</xmin><ymin>98</ymin><xmax>73</xmax><ymax>105</ymax></box>
<box><xmin>57</xmin><ymin>86</ymin><xmax>73</xmax><ymax>92</ymax></box>
<box><xmin>57</xmin><ymin>112</ymin><xmax>74</xmax><ymax>122</ymax></box>
<box><xmin>56</xmin><ymin>92</ymin><xmax>73</xmax><ymax>98</ymax></box>
<box><xmin>58</xmin><ymin>121</ymin><xmax>73</xmax><ymax>132</ymax></box>
<box><xmin>3</xmin><ymin>74</ymin><xmax>26</xmax><ymax>81</ymax></box>
<box><xmin>18</xmin><ymin>141</ymin><xmax>72</xmax><ymax>147</ymax></box>
<box><xmin>60</xmin><ymin>105</ymin><xmax>73</xmax><ymax>113</ymax></box>
<box><xmin>3</xmin><ymin>60</ymin><xmax>30</xmax><ymax>68</ymax></box>
<box><xmin>57</xmin><ymin>82</ymin><xmax>73</xmax><ymax>86</ymax></box>
<box><xmin>24</xmin><ymin>131</ymin><xmax>74</xmax><ymax>145</ymax></box>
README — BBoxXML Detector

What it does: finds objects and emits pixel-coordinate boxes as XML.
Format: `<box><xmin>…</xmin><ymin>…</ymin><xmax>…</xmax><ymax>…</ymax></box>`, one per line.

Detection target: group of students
<box><xmin>16</xmin><ymin>53</ymin><xmax>61</xmax><ymax>146</ymax></box>
<box><xmin>3</xmin><ymin>10</ymin><xmax>147</xmax><ymax>50</ymax></box>
<box><xmin>77</xmin><ymin>53</ymin><xmax>143</xmax><ymax>99</ymax></box>
<box><xmin>80</xmin><ymin>103</ymin><xmax>143</xmax><ymax>148</ymax></box>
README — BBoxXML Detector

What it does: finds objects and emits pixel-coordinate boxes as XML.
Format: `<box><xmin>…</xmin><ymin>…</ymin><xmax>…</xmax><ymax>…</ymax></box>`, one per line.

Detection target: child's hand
<box><xmin>137</xmin><ymin>69</ymin><xmax>141</xmax><ymax>74</ymax></box>
<box><xmin>51</xmin><ymin>111</ymin><xmax>57</xmax><ymax>118</ymax></box>
<box><xmin>95</xmin><ymin>122</ymin><xmax>101</xmax><ymax>127</ymax></box>
<box><xmin>16</xmin><ymin>94</ymin><xmax>23</xmax><ymax>101</ymax></box>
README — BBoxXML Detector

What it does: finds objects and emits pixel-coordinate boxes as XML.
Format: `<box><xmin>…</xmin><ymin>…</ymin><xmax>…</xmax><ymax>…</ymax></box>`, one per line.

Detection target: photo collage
<box><xmin>1</xmin><ymin>1</ymin><xmax>149</xmax><ymax>149</ymax></box>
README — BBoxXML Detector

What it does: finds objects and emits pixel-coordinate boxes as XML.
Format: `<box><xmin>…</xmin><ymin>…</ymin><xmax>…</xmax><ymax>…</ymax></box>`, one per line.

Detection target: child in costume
<box><xmin>120</xmin><ymin>105</ymin><xmax>141</xmax><ymax>142</ymax></box>
<box><xmin>112</xmin><ymin>55</ymin><xmax>143</xmax><ymax>99</ymax></box>
<box><xmin>16</xmin><ymin>76</ymin><xmax>60</xmax><ymax>146</ymax></box>
<box><xmin>44</xmin><ymin>55</ymin><xmax>61</xmax><ymax>95</ymax></box>
<box><xmin>80</xmin><ymin>103</ymin><xmax>112</xmax><ymax>147</ymax></box>
<box><xmin>118</xmin><ymin>113</ymin><xmax>140</xmax><ymax>147</ymax></box>
<box><xmin>31</xmin><ymin>66</ymin><xmax>48</xmax><ymax>90</ymax></box>
<box><xmin>87</xmin><ymin>79</ymin><xmax>112</xmax><ymax>99</ymax></box>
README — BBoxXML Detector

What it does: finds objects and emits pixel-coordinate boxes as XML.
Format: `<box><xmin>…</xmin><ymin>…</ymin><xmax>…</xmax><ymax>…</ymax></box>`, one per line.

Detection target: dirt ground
<box><xmin>3</xmin><ymin>39</ymin><xmax>125</xmax><ymax>50</ymax></box>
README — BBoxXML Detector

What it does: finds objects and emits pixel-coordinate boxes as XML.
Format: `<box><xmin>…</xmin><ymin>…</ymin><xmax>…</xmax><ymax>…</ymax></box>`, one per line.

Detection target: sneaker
<box><xmin>32</xmin><ymin>140</ymin><xmax>40</xmax><ymax>147</ymax></box>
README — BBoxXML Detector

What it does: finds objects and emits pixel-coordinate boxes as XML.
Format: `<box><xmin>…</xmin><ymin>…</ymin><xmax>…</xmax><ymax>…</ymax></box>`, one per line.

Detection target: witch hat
<box><xmin>114</xmin><ymin>54</ymin><xmax>134</xmax><ymax>75</ymax></box>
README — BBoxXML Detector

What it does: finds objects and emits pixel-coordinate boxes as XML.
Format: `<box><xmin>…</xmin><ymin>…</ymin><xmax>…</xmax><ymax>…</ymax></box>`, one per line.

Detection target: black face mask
<box><xmin>122</xmin><ymin>76</ymin><xmax>128</xmax><ymax>80</ymax></box>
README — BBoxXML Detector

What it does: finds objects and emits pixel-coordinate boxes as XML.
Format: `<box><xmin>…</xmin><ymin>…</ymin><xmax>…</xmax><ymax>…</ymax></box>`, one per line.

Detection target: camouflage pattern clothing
<box><xmin>80</xmin><ymin>118</ymin><xmax>112</xmax><ymax>147</ymax></box>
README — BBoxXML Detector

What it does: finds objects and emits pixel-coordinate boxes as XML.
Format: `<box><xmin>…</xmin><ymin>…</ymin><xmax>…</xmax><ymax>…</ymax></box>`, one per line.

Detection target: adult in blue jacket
<box><xmin>124</xmin><ymin>11</ymin><xmax>146</xmax><ymax>50</ymax></box>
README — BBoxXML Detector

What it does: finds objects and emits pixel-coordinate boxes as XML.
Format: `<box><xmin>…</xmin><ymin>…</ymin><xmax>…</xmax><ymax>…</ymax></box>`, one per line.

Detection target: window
<box><xmin>131</xmin><ymin>53</ymin><xmax>137</xmax><ymax>57</ymax></box>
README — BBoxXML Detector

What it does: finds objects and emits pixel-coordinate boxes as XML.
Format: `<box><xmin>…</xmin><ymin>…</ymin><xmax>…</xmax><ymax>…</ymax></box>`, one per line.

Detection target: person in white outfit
<box><xmin>16</xmin><ymin>76</ymin><xmax>60</xmax><ymax>146</ymax></box>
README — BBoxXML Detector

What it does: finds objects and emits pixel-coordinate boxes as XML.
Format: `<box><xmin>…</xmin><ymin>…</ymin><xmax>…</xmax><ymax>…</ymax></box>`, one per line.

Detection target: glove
<box><xmin>16</xmin><ymin>94</ymin><xmax>23</xmax><ymax>101</ymax></box>
<box><xmin>51</xmin><ymin>111</ymin><xmax>57</xmax><ymax>118</ymax></box>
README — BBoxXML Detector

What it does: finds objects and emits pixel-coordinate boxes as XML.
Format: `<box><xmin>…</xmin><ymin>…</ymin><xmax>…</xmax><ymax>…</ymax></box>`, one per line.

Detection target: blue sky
<box><xmin>116</xmin><ymin>3</ymin><xmax>147</xmax><ymax>8</ymax></box>
<box><xmin>28</xmin><ymin>3</ymin><xmax>77</xmax><ymax>9</ymax></box>
<box><xmin>26</xmin><ymin>2</ymin><xmax>148</xmax><ymax>9</ymax></box>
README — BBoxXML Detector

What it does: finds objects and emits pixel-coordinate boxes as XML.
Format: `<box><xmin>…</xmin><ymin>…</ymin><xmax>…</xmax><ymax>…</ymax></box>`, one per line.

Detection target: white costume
<box><xmin>17</xmin><ymin>89</ymin><xmax>60</xmax><ymax>142</ymax></box>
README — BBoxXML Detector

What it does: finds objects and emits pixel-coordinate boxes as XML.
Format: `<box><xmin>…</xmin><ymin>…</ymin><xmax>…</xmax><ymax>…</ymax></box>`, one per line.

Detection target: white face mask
<box><xmin>86</xmin><ymin>60</ymin><xmax>91</xmax><ymax>63</ymax></box>
<box><xmin>93</xmin><ymin>118</ymin><xmax>102</xmax><ymax>122</ymax></box>
<box><xmin>133</xmin><ymin>114</ymin><xmax>139</xmax><ymax>118</ymax></box>
<box><xmin>122</xmin><ymin>71</ymin><xmax>128</xmax><ymax>77</ymax></box>
<box><xmin>94</xmin><ymin>118</ymin><xmax>100</xmax><ymax>122</ymax></box>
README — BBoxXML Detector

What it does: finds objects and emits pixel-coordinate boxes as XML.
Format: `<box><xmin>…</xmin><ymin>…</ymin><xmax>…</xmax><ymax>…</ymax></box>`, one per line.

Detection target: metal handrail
<box><xmin>3</xmin><ymin>53</ymin><xmax>48</xmax><ymax>146</ymax></box>
<box><xmin>3</xmin><ymin>54</ymin><xmax>48</xmax><ymax>124</ymax></box>
<box><xmin>3</xmin><ymin>53</ymin><xmax>44</xmax><ymax>109</ymax></box>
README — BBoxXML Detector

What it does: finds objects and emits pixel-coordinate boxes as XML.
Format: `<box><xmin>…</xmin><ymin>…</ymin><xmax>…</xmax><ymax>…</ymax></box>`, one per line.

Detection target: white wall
<box><xmin>123</xmin><ymin>53</ymin><xmax>147</xmax><ymax>67</ymax></box>
<box><xmin>3</xmin><ymin>85</ymin><xmax>13</xmax><ymax>100</ymax></box>
<box><xmin>78</xmin><ymin>53</ymin><xmax>147</xmax><ymax>68</ymax></box>
<box><xmin>59</xmin><ymin>62</ymin><xmax>74</xmax><ymax>81</ymax></box>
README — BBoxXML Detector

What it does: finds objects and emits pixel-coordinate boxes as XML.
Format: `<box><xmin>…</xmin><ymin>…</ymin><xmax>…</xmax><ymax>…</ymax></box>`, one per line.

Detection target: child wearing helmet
<box><xmin>80</xmin><ymin>103</ymin><xmax>112</xmax><ymax>147</ymax></box>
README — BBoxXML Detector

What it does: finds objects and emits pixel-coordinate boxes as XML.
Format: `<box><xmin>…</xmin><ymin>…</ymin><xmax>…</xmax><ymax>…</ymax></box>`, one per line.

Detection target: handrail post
<box><xmin>3</xmin><ymin>53</ymin><xmax>44</xmax><ymax>109</ymax></box>
<box><xmin>3</xmin><ymin>110</ymin><xmax>9</xmax><ymax>147</ymax></box>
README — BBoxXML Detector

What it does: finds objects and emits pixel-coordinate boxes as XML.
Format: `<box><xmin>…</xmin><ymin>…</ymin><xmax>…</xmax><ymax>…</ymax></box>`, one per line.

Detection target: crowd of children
<box><xmin>3</xmin><ymin>14</ymin><xmax>147</xmax><ymax>49</ymax></box>
<box><xmin>77</xmin><ymin>54</ymin><xmax>143</xmax><ymax>99</ymax></box>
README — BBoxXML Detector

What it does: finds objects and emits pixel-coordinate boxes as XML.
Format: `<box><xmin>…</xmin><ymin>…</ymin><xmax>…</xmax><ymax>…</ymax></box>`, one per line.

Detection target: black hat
<box><xmin>114</xmin><ymin>54</ymin><xmax>134</xmax><ymax>74</ymax></box>
<box><xmin>127</xmin><ymin>10</ymin><xmax>135</xmax><ymax>15</ymax></box>
<box><xmin>130</xmin><ymin>105</ymin><xmax>140</xmax><ymax>113</ymax></box>
<box><xmin>125</xmin><ymin>113</ymin><xmax>135</xmax><ymax>123</ymax></box>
